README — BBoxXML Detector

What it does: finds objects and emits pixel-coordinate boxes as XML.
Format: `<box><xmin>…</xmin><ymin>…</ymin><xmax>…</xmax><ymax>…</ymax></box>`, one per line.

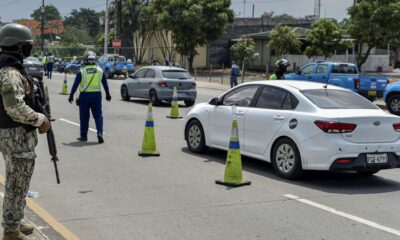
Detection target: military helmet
<box><xmin>0</xmin><ymin>23</ymin><xmax>33</xmax><ymax>47</ymax></box>
<box><xmin>83</xmin><ymin>50</ymin><xmax>96</xmax><ymax>64</ymax></box>
<box><xmin>275</xmin><ymin>59</ymin><xmax>290</xmax><ymax>68</ymax></box>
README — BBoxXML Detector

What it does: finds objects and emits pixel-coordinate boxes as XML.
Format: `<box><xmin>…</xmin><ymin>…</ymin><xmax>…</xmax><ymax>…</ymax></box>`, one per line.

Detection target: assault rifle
<box><xmin>33</xmin><ymin>78</ymin><xmax>61</xmax><ymax>184</ymax></box>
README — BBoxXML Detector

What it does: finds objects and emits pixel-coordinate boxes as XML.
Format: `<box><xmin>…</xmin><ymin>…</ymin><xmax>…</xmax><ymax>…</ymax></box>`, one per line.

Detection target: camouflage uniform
<box><xmin>0</xmin><ymin>67</ymin><xmax>42</xmax><ymax>232</ymax></box>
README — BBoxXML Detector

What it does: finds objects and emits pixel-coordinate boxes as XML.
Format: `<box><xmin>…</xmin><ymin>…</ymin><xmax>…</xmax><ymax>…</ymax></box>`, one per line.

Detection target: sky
<box><xmin>0</xmin><ymin>0</ymin><xmax>354</xmax><ymax>23</ymax></box>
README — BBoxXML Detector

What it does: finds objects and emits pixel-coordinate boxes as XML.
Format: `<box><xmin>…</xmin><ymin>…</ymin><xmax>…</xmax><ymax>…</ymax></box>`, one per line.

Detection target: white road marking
<box><xmin>59</xmin><ymin>118</ymin><xmax>104</xmax><ymax>134</ymax></box>
<box><xmin>283</xmin><ymin>194</ymin><xmax>400</xmax><ymax>237</ymax></box>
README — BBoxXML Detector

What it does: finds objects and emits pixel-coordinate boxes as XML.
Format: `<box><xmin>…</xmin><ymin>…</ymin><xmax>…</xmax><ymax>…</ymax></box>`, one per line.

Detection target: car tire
<box><xmin>184</xmin><ymin>100</ymin><xmax>195</xmax><ymax>107</ymax></box>
<box><xmin>121</xmin><ymin>85</ymin><xmax>130</xmax><ymax>101</ymax></box>
<box><xmin>149</xmin><ymin>90</ymin><xmax>161</xmax><ymax>106</ymax></box>
<box><xmin>387</xmin><ymin>94</ymin><xmax>400</xmax><ymax>115</ymax></box>
<box><xmin>356</xmin><ymin>170</ymin><xmax>380</xmax><ymax>176</ymax></box>
<box><xmin>271</xmin><ymin>138</ymin><xmax>304</xmax><ymax>179</ymax></box>
<box><xmin>185</xmin><ymin>119</ymin><xmax>207</xmax><ymax>154</ymax></box>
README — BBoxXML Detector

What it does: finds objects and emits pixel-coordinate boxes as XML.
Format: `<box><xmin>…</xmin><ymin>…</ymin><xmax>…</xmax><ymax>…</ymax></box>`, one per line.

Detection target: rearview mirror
<box><xmin>209</xmin><ymin>97</ymin><xmax>219</xmax><ymax>106</ymax></box>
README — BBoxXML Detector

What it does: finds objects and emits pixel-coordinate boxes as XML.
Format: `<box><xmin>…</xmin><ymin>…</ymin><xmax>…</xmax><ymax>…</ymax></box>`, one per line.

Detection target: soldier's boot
<box><xmin>2</xmin><ymin>231</ymin><xmax>31</xmax><ymax>240</ymax></box>
<box><xmin>20</xmin><ymin>219</ymin><xmax>34</xmax><ymax>235</ymax></box>
<box><xmin>97</xmin><ymin>133</ymin><xmax>104</xmax><ymax>144</ymax></box>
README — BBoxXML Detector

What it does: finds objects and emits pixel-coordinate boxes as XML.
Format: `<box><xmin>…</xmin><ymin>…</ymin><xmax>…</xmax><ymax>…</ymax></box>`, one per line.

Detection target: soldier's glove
<box><xmin>68</xmin><ymin>96</ymin><xmax>73</xmax><ymax>104</ymax></box>
<box><xmin>106</xmin><ymin>94</ymin><xmax>112</xmax><ymax>102</ymax></box>
<box><xmin>39</xmin><ymin>118</ymin><xmax>51</xmax><ymax>134</ymax></box>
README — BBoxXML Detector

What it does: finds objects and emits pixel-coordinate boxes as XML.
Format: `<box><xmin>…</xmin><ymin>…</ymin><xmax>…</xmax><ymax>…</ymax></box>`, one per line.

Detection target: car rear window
<box><xmin>162</xmin><ymin>70</ymin><xmax>191</xmax><ymax>79</ymax></box>
<box><xmin>301</xmin><ymin>89</ymin><xmax>379</xmax><ymax>109</ymax></box>
<box><xmin>23</xmin><ymin>57</ymin><xmax>41</xmax><ymax>64</ymax></box>
<box><xmin>109</xmin><ymin>56</ymin><xmax>126</xmax><ymax>62</ymax></box>
<box><xmin>331</xmin><ymin>64</ymin><xmax>358</xmax><ymax>74</ymax></box>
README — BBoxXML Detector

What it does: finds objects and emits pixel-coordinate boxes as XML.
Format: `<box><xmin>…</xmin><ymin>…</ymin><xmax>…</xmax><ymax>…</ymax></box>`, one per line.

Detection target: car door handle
<box><xmin>273</xmin><ymin>115</ymin><xmax>285</xmax><ymax>120</ymax></box>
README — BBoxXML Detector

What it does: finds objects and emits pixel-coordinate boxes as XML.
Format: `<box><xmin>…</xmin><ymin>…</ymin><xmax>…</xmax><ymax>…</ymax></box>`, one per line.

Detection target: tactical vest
<box><xmin>80</xmin><ymin>66</ymin><xmax>102</xmax><ymax>92</ymax></box>
<box><xmin>0</xmin><ymin>68</ymin><xmax>36</xmax><ymax>129</ymax></box>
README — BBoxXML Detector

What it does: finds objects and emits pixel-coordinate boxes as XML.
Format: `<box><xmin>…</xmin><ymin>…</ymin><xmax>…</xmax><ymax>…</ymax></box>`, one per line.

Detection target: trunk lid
<box><xmin>164</xmin><ymin>79</ymin><xmax>194</xmax><ymax>90</ymax></box>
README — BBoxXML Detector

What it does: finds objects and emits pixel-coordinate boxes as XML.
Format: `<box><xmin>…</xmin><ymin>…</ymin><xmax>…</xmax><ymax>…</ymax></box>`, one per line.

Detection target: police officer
<box><xmin>68</xmin><ymin>50</ymin><xmax>111</xmax><ymax>143</ymax></box>
<box><xmin>269</xmin><ymin>59</ymin><xmax>290</xmax><ymax>80</ymax></box>
<box><xmin>0</xmin><ymin>23</ymin><xmax>51</xmax><ymax>240</ymax></box>
<box><xmin>230</xmin><ymin>60</ymin><xmax>240</xmax><ymax>88</ymax></box>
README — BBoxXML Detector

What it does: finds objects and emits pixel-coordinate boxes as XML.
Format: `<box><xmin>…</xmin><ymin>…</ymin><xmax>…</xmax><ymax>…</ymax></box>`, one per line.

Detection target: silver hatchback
<box><xmin>120</xmin><ymin>66</ymin><xmax>197</xmax><ymax>106</ymax></box>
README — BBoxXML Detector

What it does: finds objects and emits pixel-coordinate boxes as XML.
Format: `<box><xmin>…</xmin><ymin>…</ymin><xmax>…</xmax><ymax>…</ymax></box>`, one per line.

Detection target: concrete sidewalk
<box><xmin>195</xmin><ymin>78</ymin><xmax>388</xmax><ymax>110</ymax></box>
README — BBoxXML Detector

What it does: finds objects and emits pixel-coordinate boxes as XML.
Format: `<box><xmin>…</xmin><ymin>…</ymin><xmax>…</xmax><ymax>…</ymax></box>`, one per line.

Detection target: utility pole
<box><xmin>104</xmin><ymin>0</ymin><xmax>109</xmax><ymax>54</ymax></box>
<box><xmin>41</xmin><ymin>0</ymin><xmax>44</xmax><ymax>57</ymax></box>
<box><xmin>252</xmin><ymin>4</ymin><xmax>255</xmax><ymax>18</ymax></box>
<box><xmin>243</xmin><ymin>0</ymin><xmax>246</xmax><ymax>18</ymax></box>
<box><xmin>115</xmin><ymin>0</ymin><xmax>122</xmax><ymax>54</ymax></box>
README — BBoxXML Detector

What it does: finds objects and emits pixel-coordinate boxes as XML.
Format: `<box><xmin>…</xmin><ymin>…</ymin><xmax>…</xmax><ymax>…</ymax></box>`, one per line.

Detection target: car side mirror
<box><xmin>209</xmin><ymin>97</ymin><xmax>219</xmax><ymax>106</ymax></box>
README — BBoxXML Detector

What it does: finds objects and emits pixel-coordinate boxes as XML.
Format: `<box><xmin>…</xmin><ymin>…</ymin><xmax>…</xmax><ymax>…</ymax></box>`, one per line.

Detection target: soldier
<box><xmin>0</xmin><ymin>23</ymin><xmax>51</xmax><ymax>240</ymax></box>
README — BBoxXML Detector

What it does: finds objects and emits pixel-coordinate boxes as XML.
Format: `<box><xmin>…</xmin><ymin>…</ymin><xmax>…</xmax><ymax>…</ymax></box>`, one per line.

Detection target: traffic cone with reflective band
<box><xmin>138</xmin><ymin>103</ymin><xmax>160</xmax><ymax>156</ymax></box>
<box><xmin>167</xmin><ymin>87</ymin><xmax>182</xmax><ymax>119</ymax></box>
<box><xmin>59</xmin><ymin>73</ymin><xmax>69</xmax><ymax>95</ymax></box>
<box><xmin>215</xmin><ymin>119</ymin><xmax>251</xmax><ymax>187</ymax></box>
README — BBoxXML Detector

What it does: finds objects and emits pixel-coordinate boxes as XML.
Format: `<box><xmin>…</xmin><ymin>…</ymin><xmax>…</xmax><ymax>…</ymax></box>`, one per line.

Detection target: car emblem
<box><xmin>289</xmin><ymin>119</ymin><xmax>298</xmax><ymax>129</ymax></box>
<box><xmin>373</xmin><ymin>121</ymin><xmax>381</xmax><ymax>126</ymax></box>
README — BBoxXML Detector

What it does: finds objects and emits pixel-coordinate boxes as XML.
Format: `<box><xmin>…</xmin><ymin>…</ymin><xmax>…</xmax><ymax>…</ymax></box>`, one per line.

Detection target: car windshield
<box><xmin>23</xmin><ymin>57</ymin><xmax>41</xmax><ymax>64</ymax></box>
<box><xmin>331</xmin><ymin>64</ymin><xmax>358</xmax><ymax>74</ymax></box>
<box><xmin>162</xmin><ymin>70</ymin><xmax>191</xmax><ymax>79</ymax></box>
<box><xmin>110</xmin><ymin>56</ymin><xmax>126</xmax><ymax>62</ymax></box>
<box><xmin>301</xmin><ymin>89</ymin><xmax>379</xmax><ymax>109</ymax></box>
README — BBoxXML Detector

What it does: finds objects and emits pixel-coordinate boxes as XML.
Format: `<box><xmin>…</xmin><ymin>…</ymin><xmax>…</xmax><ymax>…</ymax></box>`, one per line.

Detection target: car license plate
<box><xmin>368</xmin><ymin>90</ymin><xmax>377</xmax><ymax>96</ymax></box>
<box><xmin>366</xmin><ymin>153</ymin><xmax>388</xmax><ymax>164</ymax></box>
<box><xmin>29</xmin><ymin>67</ymin><xmax>37</xmax><ymax>71</ymax></box>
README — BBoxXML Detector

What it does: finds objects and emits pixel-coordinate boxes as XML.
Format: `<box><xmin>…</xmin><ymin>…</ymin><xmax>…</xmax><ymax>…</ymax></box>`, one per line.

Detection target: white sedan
<box><xmin>184</xmin><ymin>81</ymin><xmax>400</xmax><ymax>179</ymax></box>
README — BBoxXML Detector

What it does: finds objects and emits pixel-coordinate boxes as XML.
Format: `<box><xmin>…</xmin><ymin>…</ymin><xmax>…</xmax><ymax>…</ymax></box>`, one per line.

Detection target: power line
<box><xmin>0</xmin><ymin>0</ymin><xmax>22</xmax><ymax>7</ymax></box>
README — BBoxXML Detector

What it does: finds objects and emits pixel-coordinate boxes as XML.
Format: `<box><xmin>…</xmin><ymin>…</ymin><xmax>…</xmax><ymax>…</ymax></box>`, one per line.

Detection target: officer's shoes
<box><xmin>97</xmin><ymin>133</ymin><xmax>104</xmax><ymax>144</ymax></box>
<box><xmin>20</xmin><ymin>219</ymin><xmax>34</xmax><ymax>235</ymax></box>
<box><xmin>3</xmin><ymin>231</ymin><xmax>31</xmax><ymax>240</ymax></box>
<box><xmin>77</xmin><ymin>137</ymin><xmax>88</xmax><ymax>142</ymax></box>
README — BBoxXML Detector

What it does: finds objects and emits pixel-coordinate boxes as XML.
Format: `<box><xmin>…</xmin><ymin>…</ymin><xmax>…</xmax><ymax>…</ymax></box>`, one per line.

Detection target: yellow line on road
<box><xmin>0</xmin><ymin>175</ymin><xmax>79</xmax><ymax>240</ymax></box>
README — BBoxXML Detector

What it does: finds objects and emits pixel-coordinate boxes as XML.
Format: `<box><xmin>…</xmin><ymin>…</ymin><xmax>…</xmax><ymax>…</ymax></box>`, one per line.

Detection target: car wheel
<box><xmin>272</xmin><ymin>138</ymin><xmax>303</xmax><ymax>179</ymax></box>
<box><xmin>184</xmin><ymin>100</ymin><xmax>195</xmax><ymax>107</ymax></box>
<box><xmin>185</xmin><ymin>119</ymin><xmax>207</xmax><ymax>153</ymax></box>
<box><xmin>149</xmin><ymin>90</ymin><xmax>161</xmax><ymax>106</ymax></box>
<box><xmin>121</xmin><ymin>85</ymin><xmax>130</xmax><ymax>101</ymax></box>
<box><xmin>356</xmin><ymin>170</ymin><xmax>380</xmax><ymax>176</ymax></box>
<box><xmin>387</xmin><ymin>94</ymin><xmax>400</xmax><ymax>115</ymax></box>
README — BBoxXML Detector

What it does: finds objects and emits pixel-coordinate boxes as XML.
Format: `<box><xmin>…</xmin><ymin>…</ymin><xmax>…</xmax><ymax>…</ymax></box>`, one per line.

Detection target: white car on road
<box><xmin>184</xmin><ymin>81</ymin><xmax>400</xmax><ymax>179</ymax></box>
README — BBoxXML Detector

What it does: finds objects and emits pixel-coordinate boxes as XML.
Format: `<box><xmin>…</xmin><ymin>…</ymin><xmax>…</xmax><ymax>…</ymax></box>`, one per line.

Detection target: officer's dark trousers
<box><xmin>79</xmin><ymin>92</ymin><xmax>103</xmax><ymax>138</ymax></box>
<box><xmin>47</xmin><ymin>63</ymin><xmax>53</xmax><ymax>79</ymax></box>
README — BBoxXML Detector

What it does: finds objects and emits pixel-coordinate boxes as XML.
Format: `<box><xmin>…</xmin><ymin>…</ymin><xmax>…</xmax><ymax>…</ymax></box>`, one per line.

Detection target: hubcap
<box><xmin>390</xmin><ymin>98</ymin><xmax>400</xmax><ymax>113</ymax></box>
<box><xmin>188</xmin><ymin>125</ymin><xmax>201</xmax><ymax>149</ymax></box>
<box><xmin>276</xmin><ymin>144</ymin><xmax>295</xmax><ymax>173</ymax></box>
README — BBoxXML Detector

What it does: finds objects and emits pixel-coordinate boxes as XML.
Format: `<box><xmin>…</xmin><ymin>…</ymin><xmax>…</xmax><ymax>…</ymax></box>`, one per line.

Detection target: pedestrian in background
<box><xmin>0</xmin><ymin>23</ymin><xmax>51</xmax><ymax>240</ymax></box>
<box><xmin>42</xmin><ymin>53</ymin><xmax>47</xmax><ymax>78</ymax></box>
<box><xmin>230</xmin><ymin>60</ymin><xmax>240</xmax><ymax>88</ymax></box>
<box><xmin>68</xmin><ymin>50</ymin><xmax>111</xmax><ymax>143</ymax></box>
<box><xmin>46</xmin><ymin>53</ymin><xmax>54</xmax><ymax>79</ymax></box>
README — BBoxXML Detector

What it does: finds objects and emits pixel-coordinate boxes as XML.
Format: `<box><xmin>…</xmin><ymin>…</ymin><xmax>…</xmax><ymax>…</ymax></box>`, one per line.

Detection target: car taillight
<box><xmin>335</xmin><ymin>159</ymin><xmax>353</xmax><ymax>164</ymax></box>
<box><xmin>159</xmin><ymin>82</ymin><xmax>167</xmax><ymax>87</ymax></box>
<box><xmin>192</xmin><ymin>82</ymin><xmax>196</xmax><ymax>88</ymax></box>
<box><xmin>354</xmin><ymin>78</ymin><xmax>360</xmax><ymax>89</ymax></box>
<box><xmin>393</xmin><ymin>123</ymin><xmax>400</xmax><ymax>132</ymax></box>
<box><xmin>314</xmin><ymin>120</ymin><xmax>357</xmax><ymax>133</ymax></box>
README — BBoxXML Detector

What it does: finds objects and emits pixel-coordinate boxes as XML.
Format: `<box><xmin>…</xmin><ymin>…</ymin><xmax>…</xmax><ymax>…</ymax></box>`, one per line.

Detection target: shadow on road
<box><xmin>62</xmin><ymin>141</ymin><xmax>99</xmax><ymax>147</ymax></box>
<box><xmin>120</xmin><ymin>99</ymin><xmax>187</xmax><ymax>108</ymax></box>
<box><xmin>181</xmin><ymin>147</ymin><xmax>400</xmax><ymax>195</ymax></box>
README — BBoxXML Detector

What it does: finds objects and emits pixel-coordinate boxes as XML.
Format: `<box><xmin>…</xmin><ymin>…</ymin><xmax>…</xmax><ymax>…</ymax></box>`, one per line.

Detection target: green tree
<box><xmin>304</xmin><ymin>18</ymin><xmax>346</xmax><ymax>59</ymax></box>
<box><xmin>150</xmin><ymin>0</ymin><xmax>234</xmax><ymax>71</ymax></box>
<box><xmin>61</xmin><ymin>25</ymin><xmax>93</xmax><ymax>47</ymax></box>
<box><xmin>31</xmin><ymin>4</ymin><xmax>62</xmax><ymax>21</ymax></box>
<box><xmin>269</xmin><ymin>25</ymin><xmax>301</xmax><ymax>58</ymax></box>
<box><xmin>64</xmin><ymin>8</ymin><xmax>102</xmax><ymax>38</ymax></box>
<box><xmin>231</xmin><ymin>36</ymin><xmax>258</xmax><ymax>83</ymax></box>
<box><xmin>348</xmin><ymin>0</ymin><xmax>400</xmax><ymax>67</ymax></box>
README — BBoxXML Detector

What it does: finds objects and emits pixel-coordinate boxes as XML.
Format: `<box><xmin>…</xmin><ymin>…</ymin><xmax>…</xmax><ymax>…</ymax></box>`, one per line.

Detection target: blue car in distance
<box><xmin>98</xmin><ymin>54</ymin><xmax>135</xmax><ymax>79</ymax></box>
<box><xmin>383</xmin><ymin>82</ymin><xmax>400</xmax><ymax>115</ymax></box>
<box><xmin>285</xmin><ymin>61</ymin><xmax>388</xmax><ymax>101</ymax></box>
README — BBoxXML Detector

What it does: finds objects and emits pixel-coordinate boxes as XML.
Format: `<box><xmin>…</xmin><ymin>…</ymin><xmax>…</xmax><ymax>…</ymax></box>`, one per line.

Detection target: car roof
<box><xmin>241</xmin><ymin>80</ymin><xmax>345</xmax><ymax>91</ymax></box>
<box><xmin>141</xmin><ymin>66</ymin><xmax>187</xmax><ymax>71</ymax></box>
<box><xmin>310</xmin><ymin>61</ymin><xmax>357</xmax><ymax>66</ymax></box>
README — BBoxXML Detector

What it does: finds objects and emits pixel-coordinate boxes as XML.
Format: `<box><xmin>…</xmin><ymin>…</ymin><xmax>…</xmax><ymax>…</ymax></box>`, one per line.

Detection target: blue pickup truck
<box><xmin>285</xmin><ymin>61</ymin><xmax>389</xmax><ymax>100</ymax></box>
<box><xmin>98</xmin><ymin>54</ymin><xmax>135</xmax><ymax>79</ymax></box>
<box><xmin>383</xmin><ymin>82</ymin><xmax>400</xmax><ymax>115</ymax></box>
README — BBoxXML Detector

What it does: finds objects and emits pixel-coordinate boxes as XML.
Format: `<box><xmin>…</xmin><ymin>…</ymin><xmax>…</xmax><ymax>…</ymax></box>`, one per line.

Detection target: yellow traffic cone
<box><xmin>59</xmin><ymin>73</ymin><xmax>69</xmax><ymax>95</ymax></box>
<box><xmin>138</xmin><ymin>103</ymin><xmax>160</xmax><ymax>156</ymax></box>
<box><xmin>216</xmin><ymin>110</ymin><xmax>251</xmax><ymax>187</ymax></box>
<box><xmin>166</xmin><ymin>87</ymin><xmax>182</xmax><ymax>119</ymax></box>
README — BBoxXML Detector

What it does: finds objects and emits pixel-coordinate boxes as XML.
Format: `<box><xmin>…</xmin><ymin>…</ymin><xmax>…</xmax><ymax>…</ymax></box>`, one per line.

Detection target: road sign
<box><xmin>112</xmin><ymin>39</ymin><xmax>122</xmax><ymax>49</ymax></box>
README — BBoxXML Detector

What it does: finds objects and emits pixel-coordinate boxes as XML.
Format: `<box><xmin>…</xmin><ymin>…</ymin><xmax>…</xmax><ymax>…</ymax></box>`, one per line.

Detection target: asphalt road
<box><xmin>0</xmin><ymin>72</ymin><xmax>400</xmax><ymax>240</ymax></box>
